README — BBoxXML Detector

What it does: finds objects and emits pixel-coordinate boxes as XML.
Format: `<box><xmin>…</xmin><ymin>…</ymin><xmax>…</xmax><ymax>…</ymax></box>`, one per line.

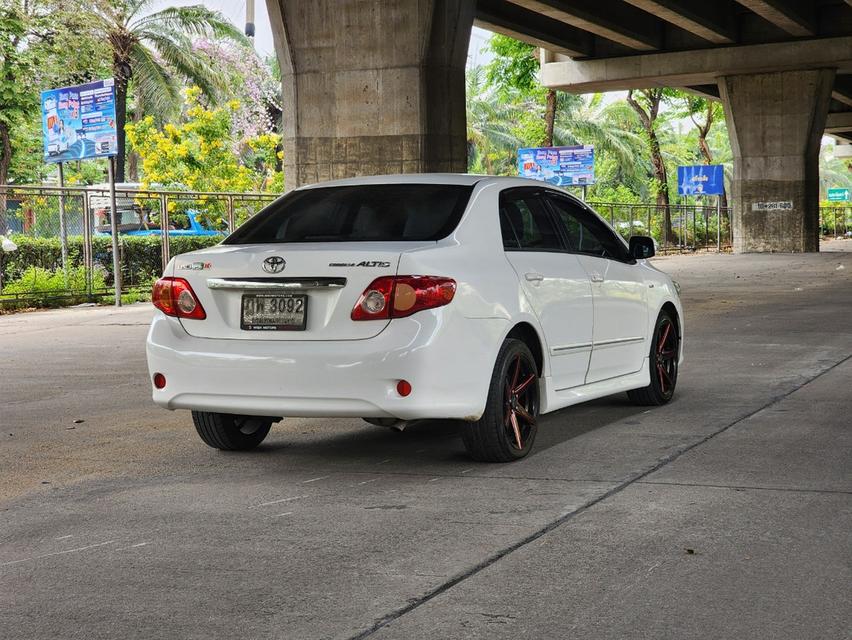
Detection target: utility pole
<box><xmin>245</xmin><ymin>0</ymin><xmax>255</xmax><ymax>39</ymax></box>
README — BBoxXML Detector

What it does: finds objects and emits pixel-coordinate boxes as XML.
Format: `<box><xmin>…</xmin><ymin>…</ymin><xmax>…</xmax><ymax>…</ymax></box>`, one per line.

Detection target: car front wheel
<box><xmin>462</xmin><ymin>339</ymin><xmax>539</xmax><ymax>462</ymax></box>
<box><xmin>627</xmin><ymin>310</ymin><xmax>679</xmax><ymax>406</ymax></box>
<box><xmin>191</xmin><ymin>411</ymin><xmax>276</xmax><ymax>451</ymax></box>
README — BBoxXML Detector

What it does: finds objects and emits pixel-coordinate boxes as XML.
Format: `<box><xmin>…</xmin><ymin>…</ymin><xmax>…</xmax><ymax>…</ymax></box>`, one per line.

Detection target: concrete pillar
<box><xmin>267</xmin><ymin>0</ymin><xmax>475</xmax><ymax>190</ymax></box>
<box><xmin>719</xmin><ymin>69</ymin><xmax>835</xmax><ymax>252</ymax></box>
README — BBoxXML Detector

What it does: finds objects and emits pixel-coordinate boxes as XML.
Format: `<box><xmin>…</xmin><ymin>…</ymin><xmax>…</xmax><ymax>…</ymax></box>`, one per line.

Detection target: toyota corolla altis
<box><xmin>147</xmin><ymin>175</ymin><xmax>683</xmax><ymax>462</ymax></box>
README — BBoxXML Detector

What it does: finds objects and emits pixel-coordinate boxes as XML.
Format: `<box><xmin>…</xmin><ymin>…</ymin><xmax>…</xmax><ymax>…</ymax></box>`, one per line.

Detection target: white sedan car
<box><xmin>147</xmin><ymin>175</ymin><xmax>683</xmax><ymax>462</ymax></box>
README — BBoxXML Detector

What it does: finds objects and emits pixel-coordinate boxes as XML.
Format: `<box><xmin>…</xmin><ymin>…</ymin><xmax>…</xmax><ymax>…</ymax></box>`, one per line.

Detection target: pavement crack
<box><xmin>636</xmin><ymin>480</ymin><xmax>852</xmax><ymax>495</ymax></box>
<box><xmin>345</xmin><ymin>352</ymin><xmax>852</xmax><ymax>640</ymax></box>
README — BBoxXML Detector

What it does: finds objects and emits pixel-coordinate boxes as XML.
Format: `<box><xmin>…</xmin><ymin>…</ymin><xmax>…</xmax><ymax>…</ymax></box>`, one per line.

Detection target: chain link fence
<box><xmin>0</xmin><ymin>185</ymin><xmax>275</xmax><ymax>306</ymax></box>
<box><xmin>2</xmin><ymin>183</ymin><xmax>845</xmax><ymax>307</ymax></box>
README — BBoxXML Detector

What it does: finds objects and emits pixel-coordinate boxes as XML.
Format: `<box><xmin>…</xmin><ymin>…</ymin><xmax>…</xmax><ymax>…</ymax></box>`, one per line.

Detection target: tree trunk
<box><xmin>648</xmin><ymin>127</ymin><xmax>675</xmax><ymax>243</ymax></box>
<box><xmin>114</xmin><ymin>74</ymin><xmax>128</xmax><ymax>182</ymax></box>
<box><xmin>112</xmin><ymin>41</ymin><xmax>132</xmax><ymax>183</ymax></box>
<box><xmin>543</xmin><ymin>88</ymin><xmax>557</xmax><ymax>147</ymax></box>
<box><xmin>0</xmin><ymin>120</ymin><xmax>10</xmax><ymax>235</ymax></box>
<box><xmin>626</xmin><ymin>89</ymin><xmax>676</xmax><ymax>244</ymax></box>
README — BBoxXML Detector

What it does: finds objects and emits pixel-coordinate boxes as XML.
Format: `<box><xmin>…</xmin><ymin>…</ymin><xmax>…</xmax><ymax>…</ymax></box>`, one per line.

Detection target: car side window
<box><xmin>547</xmin><ymin>195</ymin><xmax>628</xmax><ymax>260</ymax></box>
<box><xmin>499</xmin><ymin>190</ymin><xmax>562</xmax><ymax>251</ymax></box>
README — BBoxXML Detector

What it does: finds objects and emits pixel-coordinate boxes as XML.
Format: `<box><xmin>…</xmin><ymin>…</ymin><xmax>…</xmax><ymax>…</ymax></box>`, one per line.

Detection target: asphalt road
<box><xmin>1</xmin><ymin>250</ymin><xmax>851</xmax><ymax>639</ymax></box>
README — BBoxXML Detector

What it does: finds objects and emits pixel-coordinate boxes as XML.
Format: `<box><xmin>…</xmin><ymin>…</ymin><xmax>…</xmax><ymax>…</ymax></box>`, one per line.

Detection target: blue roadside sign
<box><xmin>827</xmin><ymin>187</ymin><xmax>850</xmax><ymax>201</ymax></box>
<box><xmin>677</xmin><ymin>164</ymin><xmax>724</xmax><ymax>196</ymax></box>
<box><xmin>41</xmin><ymin>79</ymin><xmax>118</xmax><ymax>164</ymax></box>
<box><xmin>517</xmin><ymin>145</ymin><xmax>595</xmax><ymax>187</ymax></box>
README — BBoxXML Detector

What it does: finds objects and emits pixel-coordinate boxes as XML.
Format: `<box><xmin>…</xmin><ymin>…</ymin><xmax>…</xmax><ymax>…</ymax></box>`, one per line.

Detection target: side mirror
<box><xmin>629</xmin><ymin>235</ymin><xmax>655</xmax><ymax>259</ymax></box>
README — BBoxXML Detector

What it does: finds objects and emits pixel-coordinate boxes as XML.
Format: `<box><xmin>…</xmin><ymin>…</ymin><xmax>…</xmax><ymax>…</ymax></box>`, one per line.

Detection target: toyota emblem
<box><xmin>262</xmin><ymin>256</ymin><xmax>286</xmax><ymax>274</ymax></box>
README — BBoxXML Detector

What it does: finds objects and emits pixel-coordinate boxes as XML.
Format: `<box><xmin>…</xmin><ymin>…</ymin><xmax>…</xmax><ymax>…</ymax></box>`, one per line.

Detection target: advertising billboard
<box><xmin>677</xmin><ymin>164</ymin><xmax>724</xmax><ymax>196</ymax></box>
<box><xmin>41</xmin><ymin>79</ymin><xmax>117</xmax><ymax>164</ymax></box>
<box><xmin>517</xmin><ymin>145</ymin><xmax>595</xmax><ymax>187</ymax></box>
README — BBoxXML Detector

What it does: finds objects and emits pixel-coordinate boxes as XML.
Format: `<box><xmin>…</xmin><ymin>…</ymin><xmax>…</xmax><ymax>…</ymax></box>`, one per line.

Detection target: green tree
<box><xmin>466</xmin><ymin>66</ymin><xmax>523</xmax><ymax>174</ymax></box>
<box><xmin>485</xmin><ymin>35</ymin><xmax>559</xmax><ymax>146</ymax></box>
<box><xmin>553</xmin><ymin>94</ymin><xmax>646</xmax><ymax>196</ymax></box>
<box><xmin>626</xmin><ymin>88</ymin><xmax>677</xmax><ymax>241</ymax></box>
<box><xmin>673</xmin><ymin>91</ymin><xmax>729</xmax><ymax>207</ymax></box>
<box><xmin>83</xmin><ymin>0</ymin><xmax>247</xmax><ymax>181</ymax></box>
<box><xmin>0</xmin><ymin>1</ymin><xmax>110</xmax><ymax>233</ymax></box>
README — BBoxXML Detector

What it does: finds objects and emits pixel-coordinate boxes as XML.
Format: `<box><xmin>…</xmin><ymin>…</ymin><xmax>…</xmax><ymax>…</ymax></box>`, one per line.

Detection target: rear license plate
<box><xmin>241</xmin><ymin>293</ymin><xmax>307</xmax><ymax>331</ymax></box>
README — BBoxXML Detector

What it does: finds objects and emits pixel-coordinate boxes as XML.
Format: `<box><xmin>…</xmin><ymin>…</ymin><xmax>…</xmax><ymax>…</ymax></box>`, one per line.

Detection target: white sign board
<box><xmin>751</xmin><ymin>201</ymin><xmax>793</xmax><ymax>211</ymax></box>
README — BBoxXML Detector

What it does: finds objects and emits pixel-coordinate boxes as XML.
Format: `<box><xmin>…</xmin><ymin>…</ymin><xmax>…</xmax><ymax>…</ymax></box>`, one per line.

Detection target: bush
<box><xmin>0</xmin><ymin>234</ymin><xmax>222</xmax><ymax>292</ymax></box>
<box><xmin>1</xmin><ymin>265</ymin><xmax>106</xmax><ymax>307</ymax></box>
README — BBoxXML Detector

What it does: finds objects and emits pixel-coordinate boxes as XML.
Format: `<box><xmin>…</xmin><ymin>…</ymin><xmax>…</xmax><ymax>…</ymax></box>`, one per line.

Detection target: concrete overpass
<box><xmin>266</xmin><ymin>0</ymin><xmax>852</xmax><ymax>252</ymax></box>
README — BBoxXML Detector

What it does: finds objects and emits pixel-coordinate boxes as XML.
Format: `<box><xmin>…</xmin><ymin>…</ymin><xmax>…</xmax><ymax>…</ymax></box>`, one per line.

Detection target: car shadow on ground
<box><xmin>236</xmin><ymin>393</ymin><xmax>652</xmax><ymax>469</ymax></box>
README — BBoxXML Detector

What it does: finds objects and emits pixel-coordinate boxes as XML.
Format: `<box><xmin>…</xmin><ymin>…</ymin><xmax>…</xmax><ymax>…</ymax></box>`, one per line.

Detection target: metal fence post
<box><xmin>227</xmin><ymin>195</ymin><xmax>235</xmax><ymax>233</ymax></box>
<box><xmin>716</xmin><ymin>197</ymin><xmax>721</xmax><ymax>252</ymax></box>
<box><xmin>107</xmin><ymin>158</ymin><xmax>122</xmax><ymax>307</ymax></box>
<box><xmin>628</xmin><ymin>204</ymin><xmax>634</xmax><ymax>238</ymax></box>
<box><xmin>57</xmin><ymin>164</ymin><xmax>69</xmax><ymax>278</ymax></box>
<box><xmin>692</xmin><ymin>207</ymin><xmax>696</xmax><ymax>251</ymax></box>
<box><xmin>81</xmin><ymin>189</ymin><xmax>93</xmax><ymax>296</ymax></box>
<box><xmin>160</xmin><ymin>194</ymin><xmax>170</xmax><ymax>271</ymax></box>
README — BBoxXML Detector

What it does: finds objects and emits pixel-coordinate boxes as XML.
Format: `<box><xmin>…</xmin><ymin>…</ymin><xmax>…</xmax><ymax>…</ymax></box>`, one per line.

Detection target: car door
<box><xmin>545</xmin><ymin>193</ymin><xmax>649</xmax><ymax>384</ymax></box>
<box><xmin>500</xmin><ymin>188</ymin><xmax>594</xmax><ymax>391</ymax></box>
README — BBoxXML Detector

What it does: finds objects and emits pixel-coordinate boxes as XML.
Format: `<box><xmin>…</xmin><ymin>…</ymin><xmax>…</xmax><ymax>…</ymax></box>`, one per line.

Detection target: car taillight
<box><xmin>152</xmin><ymin>277</ymin><xmax>206</xmax><ymax>320</ymax></box>
<box><xmin>352</xmin><ymin>276</ymin><xmax>456</xmax><ymax>321</ymax></box>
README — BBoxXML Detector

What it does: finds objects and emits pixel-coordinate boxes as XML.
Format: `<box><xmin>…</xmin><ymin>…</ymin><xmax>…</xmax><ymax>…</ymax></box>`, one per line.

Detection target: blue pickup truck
<box><xmin>89</xmin><ymin>184</ymin><xmax>224</xmax><ymax>237</ymax></box>
<box><xmin>93</xmin><ymin>209</ymin><xmax>223</xmax><ymax>237</ymax></box>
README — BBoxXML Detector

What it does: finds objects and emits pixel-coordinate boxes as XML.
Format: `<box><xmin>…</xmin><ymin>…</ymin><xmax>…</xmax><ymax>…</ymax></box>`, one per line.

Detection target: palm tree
<box><xmin>86</xmin><ymin>1</ymin><xmax>247</xmax><ymax>181</ymax></box>
<box><xmin>552</xmin><ymin>94</ymin><xmax>645</xmax><ymax>187</ymax></box>
<box><xmin>466</xmin><ymin>66</ymin><xmax>524</xmax><ymax>174</ymax></box>
<box><xmin>627</xmin><ymin>88</ymin><xmax>677</xmax><ymax>242</ymax></box>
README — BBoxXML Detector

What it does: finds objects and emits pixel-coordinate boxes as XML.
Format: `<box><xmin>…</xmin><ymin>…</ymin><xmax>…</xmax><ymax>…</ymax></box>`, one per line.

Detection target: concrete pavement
<box><xmin>1</xmin><ymin>251</ymin><xmax>850</xmax><ymax>639</ymax></box>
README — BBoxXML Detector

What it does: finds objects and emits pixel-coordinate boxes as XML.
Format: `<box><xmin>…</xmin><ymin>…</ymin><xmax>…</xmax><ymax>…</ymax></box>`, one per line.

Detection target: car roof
<box><xmin>298</xmin><ymin>173</ymin><xmax>552</xmax><ymax>189</ymax></box>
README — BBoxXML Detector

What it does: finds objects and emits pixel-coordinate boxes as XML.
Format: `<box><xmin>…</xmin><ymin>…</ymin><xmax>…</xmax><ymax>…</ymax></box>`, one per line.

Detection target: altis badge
<box><xmin>178</xmin><ymin>261</ymin><xmax>212</xmax><ymax>271</ymax></box>
<box><xmin>328</xmin><ymin>261</ymin><xmax>391</xmax><ymax>268</ymax></box>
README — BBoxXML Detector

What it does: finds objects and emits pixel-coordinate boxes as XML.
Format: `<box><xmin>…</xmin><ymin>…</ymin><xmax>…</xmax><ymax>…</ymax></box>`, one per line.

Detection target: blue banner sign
<box><xmin>677</xmin><ymin>164</ymin><xmax>724</xmax><ymax>196</ymax></box>
<box><xmin>41</xmin><ymin>79</ymin><xmax>118</xmax><ymax>164</ymax></box>
<box><xmin>517</xmin><ymin>145</ymin><xmax>595</xmax><ymax>187</ymax></box>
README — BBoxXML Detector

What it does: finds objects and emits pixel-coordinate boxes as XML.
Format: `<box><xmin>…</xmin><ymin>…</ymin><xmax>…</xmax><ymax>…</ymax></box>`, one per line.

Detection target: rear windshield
<box><xmin>224</xmin><ymin>184</ymin><xmax>474</xmax><ymax>244</ymax></box>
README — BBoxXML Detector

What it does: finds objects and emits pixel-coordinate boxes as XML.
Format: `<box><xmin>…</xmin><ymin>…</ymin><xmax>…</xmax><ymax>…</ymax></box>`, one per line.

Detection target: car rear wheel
<box><xmin>191</xmin><ymin>411</ymin><xmax>275</xmax><ymax>451</ymax></box>
<box><xmin>627</xmin><ymin>310</ymin><xmax>679</xmax><ymax>406</ymax></box>
<box><xmin>462</xmin><ymin>339</ymin><xmax>539</xmax><ymax>462</ymax></box>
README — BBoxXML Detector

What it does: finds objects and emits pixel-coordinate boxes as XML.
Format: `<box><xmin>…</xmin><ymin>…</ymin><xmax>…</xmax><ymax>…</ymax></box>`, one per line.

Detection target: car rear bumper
<box><xmin>146</xmin><ymin>310</ymin><xmax>506</xmax><ymax>421</ymax></box>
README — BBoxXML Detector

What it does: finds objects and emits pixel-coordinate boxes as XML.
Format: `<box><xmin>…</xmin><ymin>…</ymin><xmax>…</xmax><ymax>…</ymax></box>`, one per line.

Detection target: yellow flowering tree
<box><xmin>126</xmin><ymin>87</ymin><xmax>282</xmax><ymax>227</ymax></box>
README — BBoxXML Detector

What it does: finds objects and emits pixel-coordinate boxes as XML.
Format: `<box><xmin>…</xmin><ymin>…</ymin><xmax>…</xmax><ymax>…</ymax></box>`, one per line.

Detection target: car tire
<box><xmin>191</xmin><ymin>411</ymin><xmax>275</xmax><ymax>451</ymax></box>
<box><xmin>462</xmin><ymin>339</ymin><xmax>539</xmax><ymax>462</ymax></box>
<box><xmin>627</xmin><ymin>309</ymin><xmax>679</xmax><ymax>406</ymax></box>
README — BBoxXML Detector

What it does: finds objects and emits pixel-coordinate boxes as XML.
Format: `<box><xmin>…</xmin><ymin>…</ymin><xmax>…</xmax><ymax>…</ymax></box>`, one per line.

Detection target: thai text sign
<box><xmin>677</xmin><ymin>164</ymin><xmax>724</xmax><ymax>196</ymax></box>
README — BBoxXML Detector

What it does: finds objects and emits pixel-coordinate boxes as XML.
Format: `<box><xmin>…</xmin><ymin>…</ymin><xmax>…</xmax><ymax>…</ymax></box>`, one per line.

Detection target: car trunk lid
<box><xmin>172</xmin><ymin>242</ymin><xmax>432</xmax><ymax>340</ymax></box>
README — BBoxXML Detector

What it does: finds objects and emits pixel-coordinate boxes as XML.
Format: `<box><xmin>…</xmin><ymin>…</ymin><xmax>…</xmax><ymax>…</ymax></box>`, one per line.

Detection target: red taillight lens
<box><xmin>153</xmin><ymin>373</ymin><xmax>166</xmax><ymax>389</ymax></box>
<box><xmin>152</xmin><ymin>277</ymin><xmax>206</xmax><ymax>320</ymax></box>
<box><xmin>351</xmin><ymin>276</ymin><xmax>456</xmax><ymax>321</ymax></box>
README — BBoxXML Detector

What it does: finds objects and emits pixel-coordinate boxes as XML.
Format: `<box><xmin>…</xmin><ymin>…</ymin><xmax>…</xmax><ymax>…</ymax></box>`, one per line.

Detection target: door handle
<box><xmin>589</xmin><ymin>272</ymin><xmax>604</xmax><ymax>283</ymax></box>
<box><xmin>524</xmin><ymin>272</ymin><xmax>544</xmax><ymax>282</ymax></box>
